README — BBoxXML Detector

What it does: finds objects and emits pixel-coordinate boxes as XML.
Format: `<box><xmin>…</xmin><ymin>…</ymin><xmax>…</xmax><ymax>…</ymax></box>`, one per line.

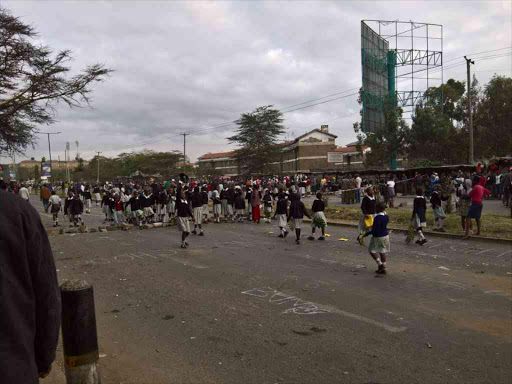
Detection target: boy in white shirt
<box><xmin>48</xmin><ymin>191</ymin><xmax>62</xmax><ymax>227</ymax></box>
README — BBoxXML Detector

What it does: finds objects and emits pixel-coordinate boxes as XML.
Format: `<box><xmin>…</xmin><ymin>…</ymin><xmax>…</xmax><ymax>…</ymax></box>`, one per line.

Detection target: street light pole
<box><xmin>96</xmin><ymin>151</ymin><xmax>102</xmax><ymax>183</ymax></box>
<box><xmin>464</xmin><ymin>56</ymin><xmax>475</xmax><ymax>164</ymax></box>
<box><xmin>38</xmin><ymin>132</ymin><xmax>61</xmax><ymax>178</ymax></box>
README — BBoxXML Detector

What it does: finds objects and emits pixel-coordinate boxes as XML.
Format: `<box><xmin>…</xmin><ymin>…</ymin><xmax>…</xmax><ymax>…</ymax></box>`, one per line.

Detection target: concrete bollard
<box><xmin>60</xmin><ymin>280</ymin><xmax>101</xmax><ymax>384</ymax></box>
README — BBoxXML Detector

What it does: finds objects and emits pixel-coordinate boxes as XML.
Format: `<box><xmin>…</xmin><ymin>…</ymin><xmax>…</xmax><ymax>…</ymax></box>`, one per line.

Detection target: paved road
<box><xmin>47</xmin><ymin>217</ymin><xmax>512</xmax><ymax>384</ymax></box>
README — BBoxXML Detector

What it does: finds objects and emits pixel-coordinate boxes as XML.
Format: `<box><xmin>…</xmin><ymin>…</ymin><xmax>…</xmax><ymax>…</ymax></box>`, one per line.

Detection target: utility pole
<box><xmin>96</xmin><ymin>151</ymin><xmax>102</xmax><ymax>183</ymax></box>
<box><xmin>464</xmin><ymin>56</ymin><xmax>475</xmax><ymax>164</ymax></box>
<box><xmin>180</xmin><ymin>133</ymin><xmax>189</xmax><ymax>173</ymax></box>
<box><xmin>38</xmin><ymin>132</ymin><xmax>61</xmax><ymax>179</ymax></box>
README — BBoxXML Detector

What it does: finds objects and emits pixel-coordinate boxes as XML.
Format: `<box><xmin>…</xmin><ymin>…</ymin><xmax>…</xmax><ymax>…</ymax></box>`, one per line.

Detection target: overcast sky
<box><xmin>2</xmin><ymin>0</ymin><xmax>511</xmax><ymax>163</ymax></box>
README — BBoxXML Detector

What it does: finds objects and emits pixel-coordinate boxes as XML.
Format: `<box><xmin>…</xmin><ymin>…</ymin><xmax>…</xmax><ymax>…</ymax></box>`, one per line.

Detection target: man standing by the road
<box><xmin>19</xmin><ymin>183</ymin><xmax>30</xmax><ymax>201</ymax></box>
<box><xmin>40</xmin><ymin>183</ymin><xmax>51</xmax><ymax>212</ymax></box>
<box><xmin>0</xmin><ymin>189</ymin><xmax>61</xmax><ymax>383</ymax></box>
<box><xmin>355</xmin><ymin>174</ymin><xmax>362</xmax><ymax>203</ymax></box>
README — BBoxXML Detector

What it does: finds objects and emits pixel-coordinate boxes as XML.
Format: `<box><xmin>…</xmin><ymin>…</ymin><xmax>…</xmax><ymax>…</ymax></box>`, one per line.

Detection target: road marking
<box><xmin>241</xmin><ymin>287</ymin><xmax>407</xmax><ymax>332</ymax></box>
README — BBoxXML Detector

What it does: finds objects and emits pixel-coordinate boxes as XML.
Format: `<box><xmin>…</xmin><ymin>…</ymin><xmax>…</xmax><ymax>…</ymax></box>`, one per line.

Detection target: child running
<box><xmin>274</xmin><ymin>192</ymin><xmax>289</xmax><ymax>238</ymax></box>
<box><xmin>48</xmin><ymin>190</ymin><xmax>62</xmax><ymax>227</ymax></box>
<box><xmin>360</xmin><ymin>202</ymin><xmax>390</xmax><ymax>274</ymax></box>
<box><xmin>309</xmin><ymin>192</ymin><xmax>327</xmax><ymax>240</ymax></box>
<box><xmin>411</xmin><ymin>187</ymin><xmax>427</xmax><ymax>245</ymax></box>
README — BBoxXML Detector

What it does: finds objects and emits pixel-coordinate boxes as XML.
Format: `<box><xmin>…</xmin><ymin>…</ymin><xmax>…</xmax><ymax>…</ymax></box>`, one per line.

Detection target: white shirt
<box><xmin>356</xmin><ymin>177</ymin><xmax>362</xmax><ymax>189</ymax></box>
<box><xmin>387</xmin><ymin>180</ymin><xmax>395</xmax><ymax>188</ymax></box>
<box><xmin>19</xmin><ymin>187</ymin><xmax>30</xmax><ymax>200</ymax></box>
<box><xmin>49</xmin><ymin>195</ymin><xmax>61</xmax><ymax>205</ymax></box>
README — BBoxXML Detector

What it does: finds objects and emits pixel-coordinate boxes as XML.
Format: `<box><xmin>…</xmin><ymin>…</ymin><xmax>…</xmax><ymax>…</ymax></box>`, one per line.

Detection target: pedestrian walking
<box><xmin>274</xmin><ymin>192</ymin><xmax>289</xmax><ymax>238</ymax></box>
<box><xmin>212</xmin><ymin>189</ymin><xmax>222</xmax><ymax>223</ymax></box>
<box><xmin>357</xmin><ymin>187</ymin><xmax>376</xmax><ymax>246</ymax></box>
<box><xmin>83</xmin><ymin>186</ymin><xmax>92</xmax><ymax>214</ymax></box>
<box><xmin>48</xmin><ymin>190</ymin><xmax>62</xmax><ymax>227</ymax></box>
<box><xmin>234</xmin><ymin>187</ymin><xmax>246</xmax><ymax>222</ymax></box>
<box><xmin>464</xmin><ymin>177</ymin><xmax>491</xmax><ymax>239</ymax></box>
<box><xmin>176</xmin><ymin>189</ymin><xmax>194</xmax><ymax>248</ymax></box>
<box><xmin>251</xmin><ymin>185</ymin><xmax>261</xmax><ymax>224</ymax></box>
<box><xmin>430</xmin><ymin>185</ymin><xmax>447</xmax><ymax>232</ymax></box>
<box><xmin>191</xmin><ymin>187</ymin><xmax>204</xmax><ymax>236</ymax></box>
<box><xmin>309</xmin><ymin>192</ymin><xmax>327</xmax><ymax>240</ymax></box>
<box><xmin>360</xmin><ymin>202</ymin><xmax>390</xmax><ymax>274</ymax></box>
<box><xmin>288</xmin><ymin>192</ymin><xmax>311</xmax><ymax>245</ymax></box>
<box><xmin>411</xmin><ymin>188</ymin><xmax>427</xmax><ymax>245</ymax></box>
<box><xmin>262</xmin><ymin>188</ymin><xmax>273</xmax><ymax>223</ymax></box>
<box><xmin>93</xmin><ymin>185</ymin><xmax>101</xmax><ymax>206</ymax></box>
<box><xmin>40</xmin><ymin>184</ymin><xmax>51</xmax><ymax>212</ymax></box>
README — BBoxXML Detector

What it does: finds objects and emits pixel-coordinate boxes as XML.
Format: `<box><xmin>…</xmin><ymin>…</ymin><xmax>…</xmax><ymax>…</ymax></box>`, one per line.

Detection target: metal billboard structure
<box><xmin>361</xmin><ymin>20</ymin><xmax>443</xmax><ymax>132</ymax></box>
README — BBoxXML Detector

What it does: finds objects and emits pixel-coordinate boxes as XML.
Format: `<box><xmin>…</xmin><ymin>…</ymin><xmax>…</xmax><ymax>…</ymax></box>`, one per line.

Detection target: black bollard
<box><xmin>60</xmin><ymin>279</ymin><xmax>101</xmax><ymax>384</ymax></box>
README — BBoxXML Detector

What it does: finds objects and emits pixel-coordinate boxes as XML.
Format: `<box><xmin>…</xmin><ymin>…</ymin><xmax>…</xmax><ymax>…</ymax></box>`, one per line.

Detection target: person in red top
<box><xmin>463</xmin><ymin>176</ymin><xmax>491</xmax><ymax>239</ymax></box>
<box><xmin>113</xmin><ymin>194</ymin><xmax>125</xmax><ymax>225</ymax></box>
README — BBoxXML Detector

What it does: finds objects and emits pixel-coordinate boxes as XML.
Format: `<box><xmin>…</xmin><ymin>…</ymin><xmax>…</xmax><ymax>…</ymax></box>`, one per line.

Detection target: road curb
<box><xmin>303</xmin><ymin>218</ymin><xmax>512</xmax><ymax>245</ymax></box>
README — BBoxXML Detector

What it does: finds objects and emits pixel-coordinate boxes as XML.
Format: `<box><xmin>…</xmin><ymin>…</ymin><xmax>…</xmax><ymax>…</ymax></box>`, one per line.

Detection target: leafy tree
<box><xmin>229</xmin><ymin>105</ymin><xmax>285</xmax><ymax>175</ymax></box>
<box><xmin>0</xmin><ymin>7</ymin><xmax>112</xmax><ymax>155</ymax></box>
<box><xmin>474</xmin><ymin>75</ymin><xmax>512</xmax><ymax>158</ymax></box>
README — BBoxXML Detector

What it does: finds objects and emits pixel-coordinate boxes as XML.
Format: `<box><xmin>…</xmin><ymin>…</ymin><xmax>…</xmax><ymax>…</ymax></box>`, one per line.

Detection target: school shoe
<box><xmin>318</xmin><ymin>236</ymin><xmax>325</xmax><ymax>241</ymax></box>
<box><xmin>199</xmin><ymin>231</ymin><xmax>205</xmax><ymax>236</ymax></box>
<box><xmin>295</xmin><ymin>239</ymin><xmax>301</xmax><ymax>245</ymax></box>
<box><xmin>184</xmin><ymin>241</ymin><xmax>189</xmax><ymax>246</ymax></box>
<box><xmin>308</xmin><ymin>236</ymin><xmax>315</xmax><ymax>241</ymax></box>
<box><xmin>283</xmin><ymin>231</ymin><xmax>289</xmax><ymax>238</ymax></box>
<box><xmin>420</xmin><ymin>239</ymin><xmax>427</xmax><ymax>245</ymax></box>
<box><xmin>415</xmin><ymin>240</ymin><xmax>422</xmax><ymax>245</ymax></box>
<box><xmin>438</xmin><ymin>228</ymin><xmax>446</xmax><ymax>233</ymax></box>
<box><xmin>191</xmin><ymin>230</ymin><xmax>197</xmax><ymax>235</ymax></box>
<box><xmin>375</xmin><ymin>265</ymin><xmax>386</xmax><ymax>274</ymax></box>
<box><xmin>181</xmin><ymin>243</ymin><xmax>187</xmax><ymax>249</ymax></box>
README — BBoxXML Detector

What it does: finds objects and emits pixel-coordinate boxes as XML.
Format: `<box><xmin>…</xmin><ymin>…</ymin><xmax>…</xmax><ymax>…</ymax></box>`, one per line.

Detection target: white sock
<box><xmin>382</xmin><ymin>262</ymin><xmax>387</xmax><ymax>267</ymax></box>
<box><xmin>419</xmin><ymin>231</ymin><xmax>425</xmax><ymax>240</ymax></box>
<box><xmin>376</xmin><ymin>258</ymin><xmax>382</xmax><ymax>265</ymax></box>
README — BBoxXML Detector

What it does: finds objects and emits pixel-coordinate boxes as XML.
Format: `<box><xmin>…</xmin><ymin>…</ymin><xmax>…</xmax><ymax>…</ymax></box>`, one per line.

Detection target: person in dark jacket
<box><xmin>357</xmin><ymin>187</ymin><xmax>376</xmax><ymax>246</ymax></box>
<box><xmin>0</xmin><ymin>190</ymin><xmax>61</xmax><ymax>383</ymax></box>
<box><xmin>245</xmin><ymin>186</ymin><xmax>253</xmax><ymax>221</ymax></box>
<box><xmin>430</xmin><ymin>185</ymin><xmax>447</xmax><ymax>232</ymax></box>
<box><xmin>191</xmin><ymin>187</ymin><xmax>204</xmax><ymax>235</ymax></box>
<box><xmin>70</xmin><ymin>193</ymin><xmax>84</xmax><ymax>227</ymax></box>
<box><xmin>226</xmin><ymin>186</ymin><xmax>235</xmax><ymax>221</ymax></box>
<box><xmin>201</xmin><ymin>186</ymin><xmax>210</xmax><ymax>223</ymax></box>
<box><xmin>309</xmin><ymin>192</ymin><xmax>327</xmax><ymax>240</ymax></box>
<box><xmin>360</xmin><ymin>201</ymin><xmax>390</xmax><ymax>274</ymax></box>
<box><xmin>412</xmin><ymin>187</ymin><xmax>428</xmax><ymax>245</ymax></box>
<box><xmin>273</xmin><ymin>192</ymin><xmax>289</xmax><ymax>238</ymax></box>
<box><xmin>176</xmin><ymin>189</ymin><xmax>194</xmax><ymax>248</ymax></box>
<box><xmin>287</xmin><ymin>193</ymin><xmax>311</xmax><ymax>244</ymax></box>
<box><xmin>234</xmin><ymin>188</ymin><xmax>246</xmax><ymax>223</ymax></box>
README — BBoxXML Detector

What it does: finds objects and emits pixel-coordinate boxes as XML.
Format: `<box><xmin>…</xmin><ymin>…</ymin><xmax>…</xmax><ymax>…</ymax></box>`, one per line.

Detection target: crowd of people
<box><xmin>1</xmin><ymin>163</ymin><xmax>510</xmax><ymax>274</ymax></box>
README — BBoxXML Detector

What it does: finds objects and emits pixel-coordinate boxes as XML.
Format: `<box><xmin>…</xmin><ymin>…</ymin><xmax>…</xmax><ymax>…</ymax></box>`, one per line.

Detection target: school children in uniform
<box><xmin>113</xmin><ymin>194</ymin><xmax>125</xmax><ymax>225</ymax></box>
<box><xmin>309</xmin><ymin>192</ymin><xmax>327</xmax><ymax>240</ymax></box>
<box><xmin>191</xmin><ymin>187</ymin><xmax>204</xmax><ymax>236</ymax></box>
<box><xmin>64</xmin><ymin>191</ymin><xmax>75</xmax><ymax>226</ymax></box>
<box><xmin>212</xmin><ymin>190</ymin><xmax>222</xmax><ymax>223</ymax></box>
<box><xmin>176</xmin><ymin>189</ymin><xmax>194</xmax><ymax>248</ymax></box>
<box><xmin>430</xmin><ymin>185</ymin><xmax>447</xmax><ymax>232</ymax></box>
<box><xmin>360</xmin><ymin>202</ymin><xmax>390</xmax><ymax>274</ymax></box>
<box><xmin>101</xmin><ymin>191</ymin><xmax>113</xmax><ymax>223</ymax></box>
<box><xmin>83</xmin><ymin>186</ymin><xmax>92</xmax><ymax>214</ymax></box>
<box><xmin>48</xmin><ymin>190</ymin><xmax>62</xmax><ymax>227</ymax></box>
<box><xmin>128</xmin><ymin>190</ymin><xmax>143</xmax><ymax>226</ymax></box>
<box><xmin>157</xmin><ymin>187</ymin><xmax>169</xmax><ymax>223</ymax></box>
<box><xmin>412</xmin><ymin>187</ymin><xmax>428</xmax><ymax>245</ymax></box>
<box><xmin>93</xmin><ymin>185</ymin><xmax>101</xmax><ymax>206</ymax></box>
<box><xmin>287</xmin><ymin>192</ymin><xmax>311</xmax><ymax>245</ymax></box>
<box><xmin>201</xmin><ymin>185</ymin><xmax>209</xmax><ymax>223</ymax></box>
<box><xmin>245</xmin><ymin>186</ymin><xmax>253</xmax><ymax>221</ymax></box>
<box><xmin>234</xmin><ymin>188</ymin><xmax>246</xmax><ymax>222</ymax></box>
<box><xmin>226</xmin><ymin>186</ymin><xmax>235</xmax><ymax>222</ymax></box>
<box><xmin>70</xmin><ymin>194</ymin><xmax>84</xmax><ymax>227</ymax></box>
<box><xmin>357</xmin><ymin>187</ymin><xmax>376</xmax><ymax>246</ymax></box>
<box><xmin>262</xmin><ymin>189</ymin><xmax>274</xmax><ymax>223</ymax></box>
<box><xmin>140</xmin><ymin>188</ymin><xmax>155</xmax><ymax>224</ymax></box>
<box><xmin>167</xmin><ymin>187</ymin><xmax>176</xmax><ymax>221</ymax></box>
<box><xmin>273</xmin><ymin>192</ymin><xmax>289</xmax><ymax>238</ymax></box>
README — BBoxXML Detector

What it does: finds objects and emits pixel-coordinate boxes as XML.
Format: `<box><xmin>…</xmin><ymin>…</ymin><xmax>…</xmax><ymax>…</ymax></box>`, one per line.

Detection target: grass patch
<box><xmin>308</xmin><ymin>205</ymin><xmax>512</xmax><ymax>240</ymax></box>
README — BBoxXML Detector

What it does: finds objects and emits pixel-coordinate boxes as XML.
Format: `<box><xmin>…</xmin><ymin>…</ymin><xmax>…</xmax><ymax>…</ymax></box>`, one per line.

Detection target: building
<box><xmin>326</xmin><ymin>142</ymin><xmax>371</xmax><ymax>170</ymax></box>
<box><xmin>196</xmin><ymin>126</ymin><xmax>341</xmax><ymax>175</ymax></box>
<box><xmin>196</xmin><ymin>151</ymin><xmax>239</xmax><ymax>176</ymax></box>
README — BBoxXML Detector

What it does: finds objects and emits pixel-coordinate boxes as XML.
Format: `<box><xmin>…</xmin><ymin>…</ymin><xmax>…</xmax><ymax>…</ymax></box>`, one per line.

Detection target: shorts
<box><xmin>467</xmin><ymin>203</ymin><xmax>483</xmax><ymax>220</ymax></box>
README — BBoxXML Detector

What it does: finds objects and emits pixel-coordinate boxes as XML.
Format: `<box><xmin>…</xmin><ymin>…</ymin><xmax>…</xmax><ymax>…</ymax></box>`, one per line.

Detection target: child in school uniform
<box><xmin>201</xmin><ymin>185</ymin><xmax>210</xmax><ymax>223</ymax></box>
<box><xmin>140</xmin><ymin>188</ymin><xmax>156</xmax><ymax>224</ymax></box>
<box><xmin>430</xmin><ymin>184</ymin><xmax>447</xmax><ymax>232</ymax></box>
<box><xmin>48</xmin><ymin>190</ymin><xmax>62</xmax><ymax>227</ymax></box>
<box><xmin>287</xmin><ymin>192</ymin><xmax>311</xmax><ymax>245</ymax></box>
<box><xmin>309</xmin><ymin>192</ymin><xmax>327</xmax><ymax>240</ymax></box>
<box><xmin>212</xmin><ymin>190</ymin><xmax>222</xmax><ymax>223</ymax></box>
<box><xmin>262</xmin><ymin>189</ymin><xmax>274</xmax><ymax>223</ymax></box>
<box><xmin>234</xmin><ymin>188</ymin><xmax>246</xmax><ymax>222</ymax></box>
<box><xmin>113</xmin><ymin>194</ymin><xmax>125</xmax><ymax>225</ymax></box>
<box><xmin>357</xmin><ymin>187</ymin><xmax>377</xmax><ymax>246</ymax></box>
<box><xmin>176</xmin><ymin>189</ymin><xmax>194</xmax><ymax>248</ymax></box>
<box><xmin>157</xmin><ymin>187</ymin><xmax>169</xmax><ymax>223</ymax></box>
<box><xmin>412</xmin><ymin>187</ymin><xmax>428</xmax><ymax>245</ymax></box>
<box><xmin>274</xmin><ymin>192</ymin><xmax>289</xmax><ymax>238</ymax></box>
<box><xmin>101</xmin><ymin>191</ymin><xmax>113</xmax><ymax>223</ymax></box>
<box><xmin>83</xmin><ymin>186</ymin><xmax>92</xmax><ymax>214</ymax></box>
<box><xmin>191</xmin><ymin>187</ymin><xmax>204</xmax><ymax>236</ymax></box>
<box><xmin>360</xmin><ymin>202</ymin><xmax>390</xmax><ymax>274</ymax></box>
<box><xmin>70</xmin><ymin>193</ymin><xmax>84</xmax><ymax>227</ymax></box>
<box><xmin>64</xmin><ymin>191</ymin><xmax>75</xmax><ymax>226</ymax></box>
<box><xmin>167</xmin><ymin>187</ymin><xmax>176</xmax><ymax>221</ymax></box>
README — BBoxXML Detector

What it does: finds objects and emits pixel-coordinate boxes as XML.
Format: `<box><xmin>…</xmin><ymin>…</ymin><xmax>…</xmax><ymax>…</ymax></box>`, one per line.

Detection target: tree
<box><xmin>228</xmin><ymin>105</ymin><xmax>285</xmax><ymax>175</ymax></box>
<box><xmin>473</xmin><ymin>75</ymin><xmax>512</xmax><ymax>158</ymax></box>
<box><xmin>0</xmin><ymin>7</ymin><xmax>113</xmax><ymax>155</ymax></box>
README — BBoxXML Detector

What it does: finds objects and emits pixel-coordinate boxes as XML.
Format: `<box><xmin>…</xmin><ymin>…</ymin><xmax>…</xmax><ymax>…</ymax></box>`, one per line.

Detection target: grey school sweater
<box><xmin>0</xmin><ymin>190</ymin><xmax>61</xmax><ymax>384</ymax></box>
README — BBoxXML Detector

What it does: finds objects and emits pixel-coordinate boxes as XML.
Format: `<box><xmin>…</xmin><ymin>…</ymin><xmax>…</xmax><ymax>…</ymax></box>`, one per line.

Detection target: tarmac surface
<box><xmin>34</xmin><ymin>195</ymin><xmax>512</xmax><ymax>384</ymax></box>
